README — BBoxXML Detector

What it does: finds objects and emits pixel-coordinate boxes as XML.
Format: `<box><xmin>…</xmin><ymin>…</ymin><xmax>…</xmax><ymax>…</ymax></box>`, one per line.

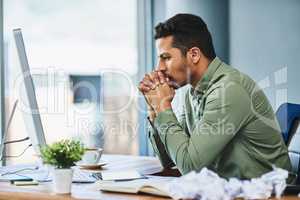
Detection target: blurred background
<box><xmin>0</xmin><ymin>0</ymin><xmax>299</xmax><ymax>165</ymax></box>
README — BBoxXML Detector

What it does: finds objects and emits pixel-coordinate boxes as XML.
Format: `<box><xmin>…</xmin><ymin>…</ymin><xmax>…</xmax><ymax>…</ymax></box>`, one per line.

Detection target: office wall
<box><xmin>230</xmin><ymin>0</ymin><xmax>300</xmax><ymax>109</ymax></box>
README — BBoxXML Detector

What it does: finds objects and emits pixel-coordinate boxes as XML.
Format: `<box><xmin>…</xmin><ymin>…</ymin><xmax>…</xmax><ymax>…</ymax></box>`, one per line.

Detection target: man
<box><xmin>139</xmin><ymin>13</ymin><xmax>293</xmax><ymax>182</ymax></box>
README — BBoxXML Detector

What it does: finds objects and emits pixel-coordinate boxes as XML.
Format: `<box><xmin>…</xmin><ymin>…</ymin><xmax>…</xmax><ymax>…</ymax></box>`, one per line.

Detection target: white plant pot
<box><xmin>53</xmin><ymin>168</ymin><xmax>73</xmax><ymax>194</ymax></box>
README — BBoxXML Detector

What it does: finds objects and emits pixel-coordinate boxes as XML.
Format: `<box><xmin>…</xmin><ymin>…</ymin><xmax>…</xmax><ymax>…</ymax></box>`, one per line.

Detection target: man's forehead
<box><xmin>156</xmin><ymin>36</ymin><xmax>174</xmax><ymax>55</ymax></box>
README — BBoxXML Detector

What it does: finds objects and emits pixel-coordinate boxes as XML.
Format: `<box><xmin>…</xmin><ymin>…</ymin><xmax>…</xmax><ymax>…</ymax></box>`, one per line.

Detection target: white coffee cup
<box><xmin>81</xmin><ymin>148</ymin><xmax>103</xmax><ymax>165</ymax></box>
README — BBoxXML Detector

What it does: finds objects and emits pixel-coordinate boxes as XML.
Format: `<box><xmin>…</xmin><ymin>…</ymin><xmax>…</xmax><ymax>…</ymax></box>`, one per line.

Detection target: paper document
<box><xmin>101</xmin><ymin>170</ymin><xmax>143</xmax><ymax>181</ymax></box>
<box><xmin>0</xmin><ymin>165</ymin><xmax>51</xmax><ymax>182</ymax></box>
<box><xmin>96</xmin><ymin>176</ymin><xmax>175</xmax><ymax>197</ymax></box>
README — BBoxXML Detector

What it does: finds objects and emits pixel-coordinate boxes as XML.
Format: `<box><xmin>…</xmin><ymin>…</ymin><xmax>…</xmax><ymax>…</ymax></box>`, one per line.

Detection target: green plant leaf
<box><xmin>40</xmin><ymin>139</ymin><xmax>85</xmax><ymax>169</ymax></box>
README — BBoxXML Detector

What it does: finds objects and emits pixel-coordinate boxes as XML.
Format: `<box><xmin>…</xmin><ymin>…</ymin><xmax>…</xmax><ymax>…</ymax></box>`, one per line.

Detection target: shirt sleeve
<box><xmin>153</xmin><ymin>83</ymin><xmax>252</xmax><ymax>175</ymax></box>
<box><xmin>177</xmin><ymin>103</ymin><xmax>189</xmax><ymax>136</ymax></box>
<box><xmin>147</xmin><ymin>117</ymin><xmax>175</xmax><ymax>169</ymax></box>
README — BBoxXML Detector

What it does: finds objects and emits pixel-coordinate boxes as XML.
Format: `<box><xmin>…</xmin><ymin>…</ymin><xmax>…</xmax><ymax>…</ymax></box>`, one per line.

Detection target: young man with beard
<box><xmin>138</xmin><ymin>13</ymin><xmax>294</xmax><ymax>183</ymax></box>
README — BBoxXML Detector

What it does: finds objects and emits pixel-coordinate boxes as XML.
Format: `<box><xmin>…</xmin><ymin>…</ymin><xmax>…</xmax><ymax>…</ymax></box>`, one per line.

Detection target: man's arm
<box><xmin>139</xmin><ymin>71</ymin><xmax>175</xmax><ymax>168</ymax></box>
<box><xmin>148</xmin><ymin>116</ymin><xmax>175</xmax><ymax>169</ymax></box>
<box><xmin>153</xmin><ymin>83</ymin><xmax>251</xmax><ymax>174</ymax></box>
<box><xmin>148</xmin><ymin>99</ymin><xmax>189</xmax><ymax>170</ymax></box>
<box><xmin>146</xmin><ymin>103</ymin><xmax>175</xmax><ymax>168</ymax></box>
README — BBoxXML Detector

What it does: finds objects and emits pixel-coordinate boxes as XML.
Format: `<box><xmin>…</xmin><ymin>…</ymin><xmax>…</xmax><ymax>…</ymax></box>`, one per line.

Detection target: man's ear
<box><xmin>188</xmin><ymin>47</ymin><xmax>201</xmax><ymax>64</ymax></box>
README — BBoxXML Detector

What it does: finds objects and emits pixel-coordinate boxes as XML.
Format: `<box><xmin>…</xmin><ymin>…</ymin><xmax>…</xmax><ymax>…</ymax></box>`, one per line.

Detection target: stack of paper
<box><xmin>101</xmin><ymin>170</ymin><xmax>143</xmax><ymax>181</ymax></box>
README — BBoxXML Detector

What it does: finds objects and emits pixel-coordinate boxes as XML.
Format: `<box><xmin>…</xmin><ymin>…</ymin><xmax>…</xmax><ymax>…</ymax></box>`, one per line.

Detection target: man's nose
<box><xmin>156</xmin><ymin>61</ymin><xmax>166</xmax><ymax>72</ymax></box>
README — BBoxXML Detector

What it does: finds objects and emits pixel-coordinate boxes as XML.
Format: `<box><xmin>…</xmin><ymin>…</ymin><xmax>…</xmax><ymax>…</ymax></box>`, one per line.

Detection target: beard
<box><xmin>169</xmin><ymin>62</ymin><xmax>191</xmax><ymax>89</ymax></box>
<box><xmin>165</xmin><ymin>74</ymin><xmax>180</xmax><ymax>89</ymax></box>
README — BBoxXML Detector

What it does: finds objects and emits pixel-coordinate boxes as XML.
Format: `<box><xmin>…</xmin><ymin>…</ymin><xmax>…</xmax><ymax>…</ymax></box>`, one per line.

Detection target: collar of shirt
<box><xmin>190</xmin><ymin>57</ymin><xmax>222</xmax><ymax>98</ymax></box>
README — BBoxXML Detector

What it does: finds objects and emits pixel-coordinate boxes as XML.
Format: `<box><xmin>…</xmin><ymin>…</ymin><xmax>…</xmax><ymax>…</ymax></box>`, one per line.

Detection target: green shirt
<box><xmin>149</xmin><ymin>57</ymin><xmax>293</xmax><ymax>182</ymax></box>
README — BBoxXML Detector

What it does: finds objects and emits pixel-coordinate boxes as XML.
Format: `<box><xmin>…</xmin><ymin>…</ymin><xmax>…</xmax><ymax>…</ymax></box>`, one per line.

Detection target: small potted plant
<box><xmin>40</xmin><ymin>139</ymin><xmax>85</xmax><ymax>194</ymax></box>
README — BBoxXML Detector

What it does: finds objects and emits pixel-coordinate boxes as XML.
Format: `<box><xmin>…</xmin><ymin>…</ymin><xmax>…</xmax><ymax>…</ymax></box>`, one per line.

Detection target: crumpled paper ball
<box><xmin>167</xmin><ymin>167</ymin><xmax>288</xmax><ymax>200</ymax></box>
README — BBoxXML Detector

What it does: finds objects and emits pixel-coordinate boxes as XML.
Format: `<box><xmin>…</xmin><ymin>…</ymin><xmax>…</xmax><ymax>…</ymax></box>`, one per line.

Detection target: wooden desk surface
<box><xmin>0</xmin><ymin>154</ymin><xmax>299</xmax><ymax>200</ymax></box>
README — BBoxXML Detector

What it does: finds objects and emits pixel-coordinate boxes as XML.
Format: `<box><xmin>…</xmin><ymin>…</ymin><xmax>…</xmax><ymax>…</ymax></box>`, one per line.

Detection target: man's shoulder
<box><xmin>212</xmin><ymin>62</ymin><xmax>244</xmax><ymax>82</ymax></box>
<box><xmin>209</xmin><ymin>62</ymin><xmax>257</xmax><ymax>93</ymax></box>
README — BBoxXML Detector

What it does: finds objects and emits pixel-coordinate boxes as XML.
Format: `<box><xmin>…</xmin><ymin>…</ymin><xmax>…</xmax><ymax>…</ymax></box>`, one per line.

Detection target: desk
<box><xmin>0</xmin><ymin>154</ymin><xmax>298</xmax><ymax>200</ymax></box>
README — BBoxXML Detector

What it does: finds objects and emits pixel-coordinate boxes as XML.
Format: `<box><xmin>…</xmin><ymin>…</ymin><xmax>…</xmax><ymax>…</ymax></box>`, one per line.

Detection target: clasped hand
<box><xmin>138</xmin><ymin>70</ymin><xmax>175</xmax><ymax>114</ymax></box>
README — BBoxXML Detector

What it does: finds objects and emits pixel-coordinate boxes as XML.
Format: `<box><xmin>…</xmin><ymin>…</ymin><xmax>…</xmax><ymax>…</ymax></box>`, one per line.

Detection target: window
<box><xmin>3</xmin><ymin>0</ymin><xmax>139</xmax><ymax>165</ymax></box>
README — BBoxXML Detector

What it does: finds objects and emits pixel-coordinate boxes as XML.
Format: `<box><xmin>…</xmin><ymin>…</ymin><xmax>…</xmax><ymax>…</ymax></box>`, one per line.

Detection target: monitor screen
<box><xmin>13</xmin><ymin>28</ymin><xmax>47</xmax><ymax>155</ymax></box>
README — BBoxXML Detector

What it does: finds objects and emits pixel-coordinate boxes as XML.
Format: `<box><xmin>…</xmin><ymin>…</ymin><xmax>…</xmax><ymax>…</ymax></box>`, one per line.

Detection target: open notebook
<box><xmin>96</xmin><ymin>176</ymin><xmax>175</xmax><ymax>197</ymax></box>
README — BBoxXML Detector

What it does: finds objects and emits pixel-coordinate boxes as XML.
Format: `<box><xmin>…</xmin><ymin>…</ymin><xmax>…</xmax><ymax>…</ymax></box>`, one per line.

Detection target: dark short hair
<box><xmin>154</xmin><ymin>13</ymin><xmax>216</xmax><ymax>60</ymax></box>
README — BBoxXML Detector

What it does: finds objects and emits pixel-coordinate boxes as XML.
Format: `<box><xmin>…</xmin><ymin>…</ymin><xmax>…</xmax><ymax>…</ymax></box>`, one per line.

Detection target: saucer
<box><xmin>77</xmin><ymin>161</ymin><xmax>107</xmax><ymax>170</ymax></box>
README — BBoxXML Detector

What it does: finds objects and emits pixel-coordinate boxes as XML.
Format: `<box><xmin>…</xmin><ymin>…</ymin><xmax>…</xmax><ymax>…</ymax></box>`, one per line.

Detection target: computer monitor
<box><xmin>13</xmin><ymin>28</ymin><xmax>47</xmax><ymax>155</ymax></box>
